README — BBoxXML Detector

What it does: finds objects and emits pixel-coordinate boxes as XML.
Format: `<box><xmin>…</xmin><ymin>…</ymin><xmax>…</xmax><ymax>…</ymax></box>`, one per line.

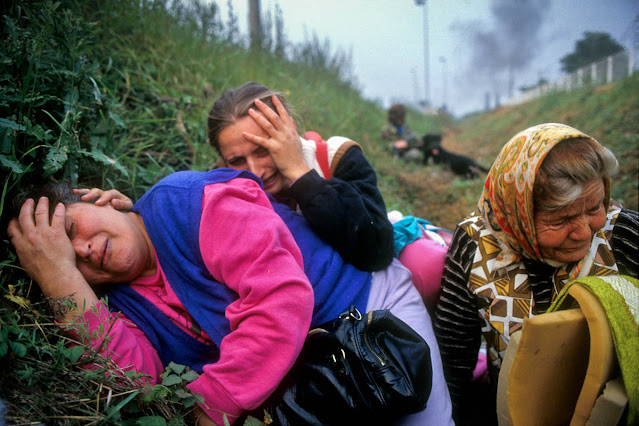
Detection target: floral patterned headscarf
<box><xmin>477</xmin><ymin>123</ymin><xmax>610</xmax><ymax>263</ymax></box>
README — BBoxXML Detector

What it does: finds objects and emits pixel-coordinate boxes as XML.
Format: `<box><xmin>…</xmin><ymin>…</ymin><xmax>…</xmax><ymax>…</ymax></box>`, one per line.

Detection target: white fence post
<box><xmin>577</xmin><ymin>68</ymin><xmax>583</xmax><ymax>86</ymax></box>
<box><xmin>504</xmin><ymin>44</ymin><xmax>637</xmax><ymax>108</ymax></box>
<box><xmin>607</xmin><ymin>56</ymin><xmax>614</xmax><ymax>83</ymax></box>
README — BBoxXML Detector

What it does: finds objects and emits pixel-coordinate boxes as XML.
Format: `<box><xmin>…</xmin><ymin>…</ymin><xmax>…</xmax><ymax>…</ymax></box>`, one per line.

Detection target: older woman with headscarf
<box><xmin>433</xmin><ymin>123</ymin><xmax>639</xmax><ymax>425</ymax></box>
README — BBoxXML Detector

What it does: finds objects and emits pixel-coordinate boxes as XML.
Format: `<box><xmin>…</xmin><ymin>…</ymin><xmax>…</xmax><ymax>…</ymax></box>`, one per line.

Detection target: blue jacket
<box><xmin>106</xmin><ymin>169</ymin><xmax>371</xmax><ymax>372</ymax></box>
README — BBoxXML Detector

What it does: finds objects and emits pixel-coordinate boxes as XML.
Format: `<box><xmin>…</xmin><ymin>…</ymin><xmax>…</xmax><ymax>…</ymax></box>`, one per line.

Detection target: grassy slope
<box><xmin>40</xmin><ymin>2</ymin><xmax>636</xmax><ymax>230</ymax></box>
<box><xmin>375</xmin><ymin>75</ymin><xmax>639</xmax><ymax>230</ymax></box>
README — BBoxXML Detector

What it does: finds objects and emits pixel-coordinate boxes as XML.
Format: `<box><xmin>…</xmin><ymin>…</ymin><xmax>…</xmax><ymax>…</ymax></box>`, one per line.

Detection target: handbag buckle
<box><xmin>339</xmin><ymin>305</ymin><xmax>362</xmax><ymax>321</ymax></box>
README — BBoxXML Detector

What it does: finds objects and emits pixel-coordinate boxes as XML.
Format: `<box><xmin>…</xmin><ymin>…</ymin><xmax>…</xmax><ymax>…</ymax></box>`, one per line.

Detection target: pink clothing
<box><xmin>130</xmin><ymin>260</ymin><xmax>214</xmax><ymax>344</ymax></box>
<box><xmin>68</xmin><ymin>301</ymin><xmax>163</xmax><ymax>382</ymax></box>
<box><xmin>472</xmin><ymin>352</ymin><xmax>489</xmax><ymax>383</ymax></box>
<box><xmin>397</xmin><ymin>237</ymin><xmax>447</xmax><ymax>313</ymax></box>
<box><xmin>76</xmin><ymin>178</ymin><xmax>314</xmax><ymax>425</ymax></box>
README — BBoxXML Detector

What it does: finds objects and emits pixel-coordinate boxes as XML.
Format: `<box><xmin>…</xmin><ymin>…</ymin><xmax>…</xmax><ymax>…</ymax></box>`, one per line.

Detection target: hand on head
<box><xmin>6</xmin><ymin>196</ymin><xmax>98</xmax><ymax>318</ymax></box>
<box><xmin>242</xmin><ymin>96</ymin><xmax>310</xmax><ymax>183</ymax></box>
<box><xmin>7</xmin><ymin>197</ymin><xmax>76</xmax><ymax>287</ymax></box>
<box><xmin>7</xmin><ymin>186</ymin><xmax>146</xmax><ymax>320</ymax></box>
<box><xmin>74</xmin><ymin>188</ymin><xmax>133</xmax><ymax>210</ymax></box>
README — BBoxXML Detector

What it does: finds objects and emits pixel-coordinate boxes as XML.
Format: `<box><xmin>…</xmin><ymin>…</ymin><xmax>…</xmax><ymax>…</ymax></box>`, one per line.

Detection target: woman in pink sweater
<box><xmin>8</xmin><ymin>169</ymin><xmax>452</xmax><ymax>425</ymax></box>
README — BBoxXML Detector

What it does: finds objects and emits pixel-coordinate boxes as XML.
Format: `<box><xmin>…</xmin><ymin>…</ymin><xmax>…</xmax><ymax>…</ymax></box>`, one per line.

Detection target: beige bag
<box><xmin>497</xmin><ymin>285</ymin><xmax>627</xmax><ymax>426</ymax></box>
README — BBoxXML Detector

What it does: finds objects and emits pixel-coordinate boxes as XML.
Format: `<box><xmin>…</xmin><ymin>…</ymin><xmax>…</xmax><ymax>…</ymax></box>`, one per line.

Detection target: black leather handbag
<box><xmin>254</xmin><ymin>306</ymin><xmax>432</xmax><ymax>425</ymax></box>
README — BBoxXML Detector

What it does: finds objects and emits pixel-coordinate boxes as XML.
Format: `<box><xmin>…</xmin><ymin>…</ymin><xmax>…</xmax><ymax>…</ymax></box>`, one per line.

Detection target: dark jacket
<box><xmin>283</xmin><ymin>146</ymin><xmax>395</xmax><ymax>272</ymax></box>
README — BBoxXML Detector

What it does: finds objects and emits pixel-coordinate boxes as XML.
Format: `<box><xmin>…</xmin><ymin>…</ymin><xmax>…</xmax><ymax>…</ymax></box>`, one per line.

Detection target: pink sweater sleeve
<box><xmin>68</xmin><ymin>300</ymin><xmax>164</xmax><ymax>383</ymax></box>
<box><xmin>187</xmin><ymin>178</ymin><xmax>314</xmax><ymax>425</ymax></box>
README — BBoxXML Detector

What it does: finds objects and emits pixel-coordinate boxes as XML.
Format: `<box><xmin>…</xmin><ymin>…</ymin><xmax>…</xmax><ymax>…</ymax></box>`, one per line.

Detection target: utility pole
<box><xmin>411</xmin><ymin>67</ymin><xmax>420</xmax><ymax>107</ymax></box>
<box><xmin>415</xmin><ymin>0</ymin><xmax>429</xmax><ymax>108</ymax></box>
<box><xmin>439</xmin><ymin>56</ymin><xmax>447</xmax><ymax>109</ymax></box>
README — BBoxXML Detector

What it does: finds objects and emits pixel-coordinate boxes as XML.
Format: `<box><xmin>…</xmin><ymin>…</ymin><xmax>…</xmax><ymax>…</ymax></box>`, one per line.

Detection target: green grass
<box><xmin>381</xmin><ymin>76</ymin><xmax>638</xmax><ymax>231</ymax></box>
<box><xmin>1</xmin><ymin>0</ymin><xmax>637</xmax><ymax>423</ymax></box>
<box><xmin>452</xmin><ymin>75</ymin><xmax>639</xmax><ymax>214</ymax></box>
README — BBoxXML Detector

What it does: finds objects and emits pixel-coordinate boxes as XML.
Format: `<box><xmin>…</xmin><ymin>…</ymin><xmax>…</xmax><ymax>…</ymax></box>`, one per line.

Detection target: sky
<box><xmin>218</xmin><ymin>0</ymin><xmax>639</xmax><ymax>117</ymax></box>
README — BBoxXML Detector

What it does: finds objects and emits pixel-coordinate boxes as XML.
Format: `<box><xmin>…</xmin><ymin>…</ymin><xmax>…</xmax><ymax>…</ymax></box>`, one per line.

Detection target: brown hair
<box><xmin>11</xmin><ymin>181</ymin><xmax>81</xmax><ymax>220</ymax></box>
<box><xmin>534</xmin><ymin>138</ymin><xmax>618</xmax><ymax>212</ymax></box>
<box><xmin>207</xmin><ymin>82</ymin><xmax>293</xmax><ymax>154</ymax></box>
<box><xmin>388</xmin><ymin>104</ymin><xmax>406</xmax><ymax>125</ymax></box>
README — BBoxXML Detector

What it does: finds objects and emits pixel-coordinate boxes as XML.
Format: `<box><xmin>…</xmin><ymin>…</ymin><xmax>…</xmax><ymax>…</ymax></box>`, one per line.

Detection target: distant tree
<box><xmin>191</xmin><ymin>0</ymin><xmax>221</xmax><ymax>42</ymax></box>
<box><xmin>560</xmin><ymin>32</ymin><xmax>624</xmax><ymax>73</ymax></box>
<box><xmin>225</xmin><ymin>0</ymin><xmax>240</xmax><ymax>44</ymax></box>
<box><xmin>261</xmin><ymin>5</ymin><xmax>273</xmax><ymax>52</ymax></box>
<box><xmin>274</xmin><ymin>3</ymin><xmax>286</xmax><ymax>57</ymax></box>
<box><xmin>249</xmin><ymin>0</ymin><xmax>262</xmax><ymax>50</ymax></box>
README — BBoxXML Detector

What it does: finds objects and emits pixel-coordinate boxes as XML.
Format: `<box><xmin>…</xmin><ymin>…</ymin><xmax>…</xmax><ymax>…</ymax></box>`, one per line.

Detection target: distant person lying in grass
<box><xmin>8</xmin><ymin>169</ymin><xmax>453</xmax><ymax>425</ymax></box>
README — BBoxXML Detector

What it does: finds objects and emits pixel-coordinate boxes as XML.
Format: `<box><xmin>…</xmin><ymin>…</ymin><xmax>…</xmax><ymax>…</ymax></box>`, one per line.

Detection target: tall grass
<box><xmin>454</xmin><ymin>75</ymin><xmax>639</xmax><ymax>211</ymax></box>
<box><xmin>0</xmin><ymin>0</ymin><xmax>394</xmax><ymax>423</ymax></box>
<box><xmin>379</xmin><ymin>76</ymin><xmax>638</xmax><ymax>231</ymax></box>
<box><xmin>302</xmin><ymin>49</ymin><xmax>638</xmax><ymax>233</ymax></box>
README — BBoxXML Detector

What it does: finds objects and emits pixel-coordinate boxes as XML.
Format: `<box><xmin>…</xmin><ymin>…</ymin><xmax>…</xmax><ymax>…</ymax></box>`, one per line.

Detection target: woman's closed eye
<box><xmin>65</xmin><ymin>218</ymin><xmax>76</xmax><ymax>238</ymax></box>
<box><xmin>254</xmin><ymin>147</ymin><xmax>269</xmax><ymax>157</ymax></box>
<box><xmin>587</xmin><ymin>204</ymin><xmax>603</xmax><ymax>215</ymax></box>
<box><xmin>548</xmin><ymin>218</ymin><xmax>568</xmax><ymax>227</ymax></box>
<box><xmin>226</xmin><ymin>156</ymin><xmax>246</xmax><ymax>167</ymax></box>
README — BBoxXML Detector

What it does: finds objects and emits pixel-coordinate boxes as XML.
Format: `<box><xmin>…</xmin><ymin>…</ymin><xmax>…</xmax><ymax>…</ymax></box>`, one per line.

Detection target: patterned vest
<box><xmin>461</xmin><ymin>203</ymin><xmax>622</xmax><ymax>370</ymax></box>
